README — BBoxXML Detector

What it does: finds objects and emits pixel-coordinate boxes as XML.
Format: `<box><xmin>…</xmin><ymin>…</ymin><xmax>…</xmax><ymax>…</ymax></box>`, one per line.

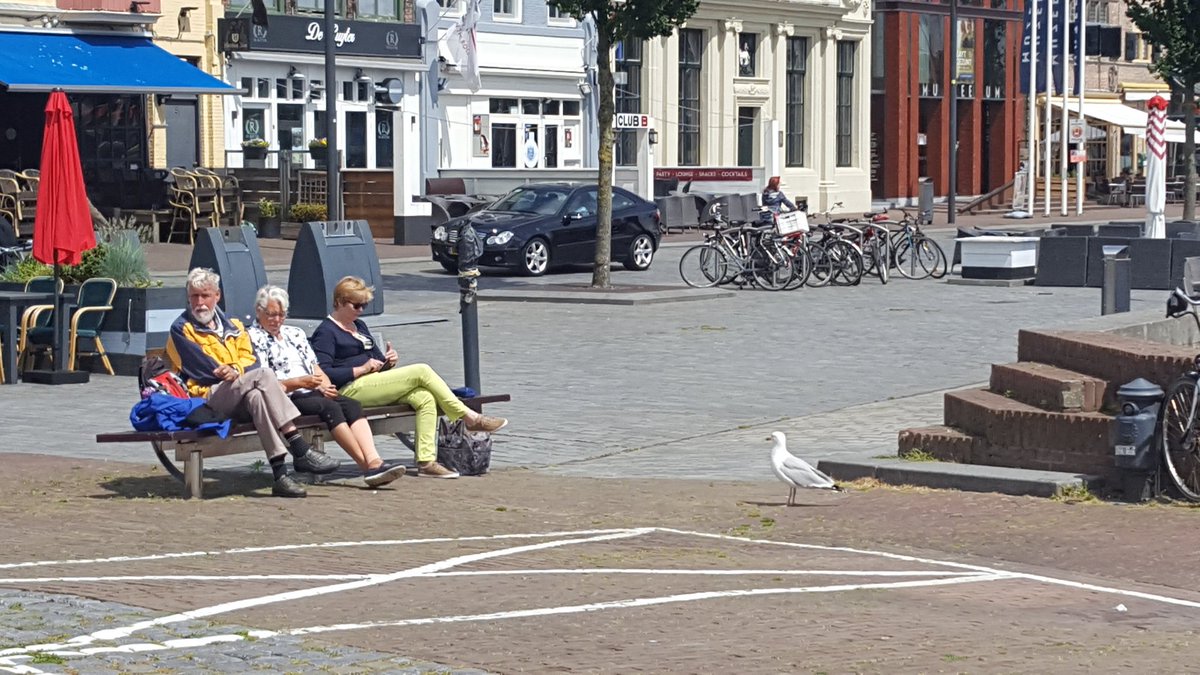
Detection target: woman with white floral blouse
<box><xmin>248</xmin><ymin>285</ymin><xmax>406</xmax><ymax>488</ymax></box>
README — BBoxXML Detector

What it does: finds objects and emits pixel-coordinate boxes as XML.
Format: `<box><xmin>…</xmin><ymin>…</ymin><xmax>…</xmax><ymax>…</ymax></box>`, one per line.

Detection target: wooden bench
<box><xmin>95</xmin><ymin>394</ymin><xmax>510</xmax><ymax>499</ymax></box>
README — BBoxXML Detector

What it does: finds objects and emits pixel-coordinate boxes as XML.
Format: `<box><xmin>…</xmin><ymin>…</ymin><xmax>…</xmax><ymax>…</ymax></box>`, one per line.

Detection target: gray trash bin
<box><xmin>188</xmin><ymin>224</ymin><xmax>268</xmax><ymax>326</ymax></box>
<box><xmin>918</xmin><ymin>178</ymin><xmax>934</xmax><ymax>226</ymax></box>
<box><xmin>287</xmin><ymin>220</ymin><xmax>384</xmax><ymax>320</ymax></box>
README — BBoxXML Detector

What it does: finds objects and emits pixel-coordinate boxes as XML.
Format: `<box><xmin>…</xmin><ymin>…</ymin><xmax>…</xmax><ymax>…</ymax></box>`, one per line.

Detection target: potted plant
<box><xmin>288</xmin><ymin>202</ymin><xmax>328</xmax><ymax>223</ymax></box>
<box><xmin>257</xmin><ymin>198</ymin><xmax>281</xmax><ymax>239</ymax></box>
<box><xmin>308</xmin><ymin>137</ymin><xmax>328</xmax><ymax>161</ymax></box>
<box><xmin>242</xmin><ymin>138</ymin><xmax>269</xmax><ymax>160</ymax></box>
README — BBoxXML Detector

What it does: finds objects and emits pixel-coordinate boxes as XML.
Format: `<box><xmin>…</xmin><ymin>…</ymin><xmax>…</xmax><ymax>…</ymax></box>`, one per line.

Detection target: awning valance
<box><xmin>0</xmin><ymin>31</ymin><xmax>237</xmax><ymax>95</ymax></box>
<box><xmin>1048</xmin><ymin>99</ymin><xmax>1200</xmax><ymax>143</ymax></box>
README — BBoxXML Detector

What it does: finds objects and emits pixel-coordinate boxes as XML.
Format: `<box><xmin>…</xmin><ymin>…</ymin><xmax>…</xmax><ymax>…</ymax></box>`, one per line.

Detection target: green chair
<box><xmin>23</xmin><ymin>278</ymin><xmax>117</xmax><ymax>375</ymax></box>
<box><xmin>1</xmin><ymin>276</ymin><xmax>63</xmax><ymax>381</ymax></box>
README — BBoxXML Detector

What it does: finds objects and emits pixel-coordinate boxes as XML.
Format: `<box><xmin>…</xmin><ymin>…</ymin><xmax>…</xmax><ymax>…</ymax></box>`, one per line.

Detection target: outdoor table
<box><xmin>0</xmin><ymin>290</ymin><xmax>56</xmax><ymax>384</ymax></box>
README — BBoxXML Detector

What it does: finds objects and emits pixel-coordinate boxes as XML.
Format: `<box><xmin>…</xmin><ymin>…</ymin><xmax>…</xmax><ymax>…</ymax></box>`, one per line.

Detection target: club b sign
<box><xmin>614</xmin><ymin>113</ymin><xmax>652</xmax><ymax>129</ymax></box>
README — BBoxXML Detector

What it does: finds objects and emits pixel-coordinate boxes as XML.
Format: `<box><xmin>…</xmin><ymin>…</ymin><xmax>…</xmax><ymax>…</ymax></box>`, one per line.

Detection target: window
<box><xmin>870</xmin><ymin>18</ymin><xmax>885</xmax><ymax>94</ymax></box>
<box><xmin>983</xmin><ymin>20</ymin><xmax>1006</xmax><ymax>100</ymax></box>
<box><xmin>738</xmin><ymin>33</ymin><xmax>758</xmax><ymax>77</ymax></box>
<box><xmin>256</xmin><ymin>77</ymin><xmax>270</xmax><ymax>98</ymax></box>
<box><xmin>565</xmin><ymin>189</ymin><xmax>598</xmax><ymax>217</ymax></box>
<box><xmin>76</xmin><ymin>95</ymin><xmax>146</xmax><ymax>179</ymax></box>
<box><xmin>678</xmin><ymin>28</ymin><xmax>704</xmax><ymax>167</ymax></box>
<box><xmin>615</xmin><ymin>39</ymin><xmax>643</xmax><ymax>166</ymax></box>
<box><xmin>1086</xmin><ymin>0</ymin><xmax>1108</xmax><ymax>23</ymax></box>
<box><xmin>785</xmin><ymin>37</ymin><xmax>808</xmax><ymax>167</ymax></box>
<box><xmin>836</xmin><ymin>40</ymin><xmax>856</xmax><ymax>168</ymax></box>
<box><xmin>547</xmin><ymin>2</ymin><xmax>570</xmax><ymax>22</ymax></box>
<box><xmin>563</xmin><ymin>100</ymin><xmax>580</xmax><ymax>116</ymax></box>
<box><xmin>522</xmin><ymin>99</ymin><xmax>540</xmax><ymax>115</ymax></box>
<box><xmin>490</xmin><ymin>98</ymin><xmax>518</xmax><ymax>114</ymax></box>
<box><xmin>437</xmin><ymin>0</ymin><xmax>459</xmax><ymax>8</ymax></box>
<box><xmin>919</xmin><ymin>14</ymin><xmax>944</xmax><ymax>97</ymax></box>
<box><xmin>493</xmin><ymin>0</ymin><xmax>516</xmax><ymax>19</ymax></box>
<box><xmin>297</xmin><ymin>0</ymin><xmax>342</xmax><ymax>13</ymax></box>
<box><xmin>1125</xmin><ymin>32</ymin><xmax>1139</xmax><ymax>61</ymax></box>
<box><xmin>491</xmin><ymin>123</ymin><xmax>517</xmax><ymax>167</ymax></box>
<box><xmin>242</xmin><ymin>108</ymin><xmax>266</xmax><ymax>145</ymax></box>
<box><xmin>612</xmin><ymin>191</ymin><xmax>636</xmax><ymax>211</ymax></box>
<box><xmin>376</xmin><ymin>110</ymin><xmax>393</xmax><ymax>168</ymax></box>
<box><xmin>357</xmin><ymin>0</ymin><xmax>397</xmax><ymax>18</ymax></box>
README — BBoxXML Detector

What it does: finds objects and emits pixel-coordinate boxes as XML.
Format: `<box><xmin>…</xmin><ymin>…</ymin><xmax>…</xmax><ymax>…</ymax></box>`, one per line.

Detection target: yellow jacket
<box><xmin>166</xmin><ymin>311</ymin><xmax>259</xmax><ymax>398</ymax></box>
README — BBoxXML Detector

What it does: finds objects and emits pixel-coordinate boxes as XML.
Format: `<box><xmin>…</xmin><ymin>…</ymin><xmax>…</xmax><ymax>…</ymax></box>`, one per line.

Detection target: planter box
<box><xmin>309</xmin><ymin>146</ymin><xmax>328</xmax><ymax>161</ymax></box>
<box><xmin>956</xmin><ymin>236</ymin><xmax>1038</xmax><ymax>280</ymax></box>
<box><xmin>1035</xmin><ymin>236</ymin><xmax>1089</xmax><ymax>286</ymax></box>
<box><xmin>1129</xmin><ymin>238</ymin><xmax>1173</xmax><ymax>290</ymax></box>
<box><xmin>1170</xmin><ymin>239</ymin><xmax>1200</xmax><ymax>291</ymax></box>
<box><xmin>243</xmin><ymin>146</ymin><xmax>268</xmax><ymax>160</ymax></box>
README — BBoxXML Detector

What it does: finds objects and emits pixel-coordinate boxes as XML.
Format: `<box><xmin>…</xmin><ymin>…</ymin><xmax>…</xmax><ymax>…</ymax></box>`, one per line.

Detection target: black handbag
<box><xmin>436</xmin><ymin>417</ymin><xmax>493</xmax><ymax>476</ymax></box>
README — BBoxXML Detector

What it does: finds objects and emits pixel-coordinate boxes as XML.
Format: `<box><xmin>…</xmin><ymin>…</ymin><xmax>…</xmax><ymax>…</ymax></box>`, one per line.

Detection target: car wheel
<box><xmin>623</xmin><ymin>233</ymin><xmax>655</xmax><ymax>271</ymax></box>
<box><xmin>439</xmin><ymin>260</ymin><xmax>458</xmax><ymax>274</ymax></box>
<box><xmin>520</xmin><ymin>238</ymin><xmax>551</xmax><ymax>276</ymax></box>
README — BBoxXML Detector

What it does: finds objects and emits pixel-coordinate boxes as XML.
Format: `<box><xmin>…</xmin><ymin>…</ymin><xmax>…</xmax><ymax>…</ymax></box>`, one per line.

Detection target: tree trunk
<box><xmin>1186</xmin><ymin>84</ymin><xmax>1197</xmax><ymax>222</ymax></box>
<box><xmin>590</xmin><ymin>18</ymin><xmax>614</xmax><ymax>289</ymax></box>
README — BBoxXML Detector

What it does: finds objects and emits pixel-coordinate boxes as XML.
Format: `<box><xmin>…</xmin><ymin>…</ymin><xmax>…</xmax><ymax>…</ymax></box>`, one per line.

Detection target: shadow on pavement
<box><xmin>93</xmin><ymin>470</ymin><xmax>276</xmax><ymax>500</ymax></box>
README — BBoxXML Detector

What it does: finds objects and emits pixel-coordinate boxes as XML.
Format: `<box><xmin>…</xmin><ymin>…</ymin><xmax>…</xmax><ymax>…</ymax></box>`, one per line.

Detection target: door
<box><xmin>278</xmin><ymin>104</ymin><xmax>304</xmax><ymax>167</ymax></box>
<box><xmin>164</xmin><ymin>99</ymin><xmax>198</xmax><ymax>168</ymax></box>
<box><xmin>609</xmin><ymin>189</ymin><xmax>641</xmax><ymax>257</ymax></box>
<box><xmin>737</xmin><ymin>107</ymin><xmax>758</xmax><ymax>167</ymax></box>
<box><xmin>558</xmin><ymin>187</ymin><xmax>599</xmax><ymax>264</ymax></box>
<box><xmin>543</xmin><ymin>124</ymin><xmax>558</xmax><ymax>168</ymax></box>
<box><xmin>346</xmin><ymin>110</ymin><xmax>367</xmax><ymax>168</ymax></box>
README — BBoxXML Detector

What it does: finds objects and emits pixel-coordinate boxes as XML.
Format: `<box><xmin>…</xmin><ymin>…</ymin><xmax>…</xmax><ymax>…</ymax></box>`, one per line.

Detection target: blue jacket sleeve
<box><xmin>167</xmin><ymin>316</ymin><xmax>220</xmax><ymax>388</ymax></box>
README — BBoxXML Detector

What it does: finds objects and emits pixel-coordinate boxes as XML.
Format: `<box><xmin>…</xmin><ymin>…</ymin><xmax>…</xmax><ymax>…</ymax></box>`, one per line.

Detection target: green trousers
<box><xmin>340</xmin><ymin>363</ymin><xmax>471</xmax><ymax>463</ymax></box>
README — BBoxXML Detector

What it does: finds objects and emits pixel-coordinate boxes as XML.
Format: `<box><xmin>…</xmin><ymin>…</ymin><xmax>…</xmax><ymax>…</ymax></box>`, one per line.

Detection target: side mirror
<box><xmin>563</xmin><ymin>212</ymin><xmax>585</xmax><ymax>224</ymax></box>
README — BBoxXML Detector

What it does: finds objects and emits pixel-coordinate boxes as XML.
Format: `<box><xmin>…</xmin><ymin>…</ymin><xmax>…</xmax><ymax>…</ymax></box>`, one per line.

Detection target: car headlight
<box><xmin>433</xmin><ymin>225</ymin><xmax>447</xmax><ymax>241</ymax></box>
<box><xmin>486</xmin><ymin>231</ymin><xmax>514</xmax><ymax>246</ymax></box>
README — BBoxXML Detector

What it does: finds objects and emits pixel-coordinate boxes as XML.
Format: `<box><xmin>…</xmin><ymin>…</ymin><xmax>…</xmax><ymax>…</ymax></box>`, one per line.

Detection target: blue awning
<box><xmin>0</xmin><ymin>31</ymin><xmax>238</xmax><ymax>95</ymax></box>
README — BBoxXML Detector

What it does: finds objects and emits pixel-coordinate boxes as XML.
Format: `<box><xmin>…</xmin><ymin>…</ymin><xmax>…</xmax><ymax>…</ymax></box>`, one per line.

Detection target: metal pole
<box><xmin>948</xmin><ymin>1</ymin><xmax>958</xmax><ymax>225</ymax></box>
<box><xmin>1043</xmin><ymin>0</ymin><xmax>1053</xmax><ymax>216</ymax></box>
<box><xmin>459</xmin><ymin>275</ymin><xmax>481</xmax><ymax>394</ymax></box>
<box><xmin>324</xmin><ymin>0</ymin><xmax>341</xmax><ymax>221</ymax></box>
<box><xmin>1028</xmin><ymin>0</ymin><xmax>1039</xmax><ymax>214</ymax></box>
<box><xmin>1060</xmin><ymin>0</ymin><xmax>1069</xmax><ymax>215</ymax></box>
<box><xmin>1076</xmin><ymin>0</ymin><xmax>1085</xmax><ymax>214</ymax></box>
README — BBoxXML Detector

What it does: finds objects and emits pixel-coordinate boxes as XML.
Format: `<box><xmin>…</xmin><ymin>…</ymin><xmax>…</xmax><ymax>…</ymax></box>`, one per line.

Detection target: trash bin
<box><xmin>918</xmin><ymin>178</ymin><xmax>934</xmax><ymax>226</ymax></box>
<box><xmin>1112</xmin><ymin>378</ymin><xmax>1164</xmax><ymax>502</ymax></box>
<box><xmin>287</xmin><ymin>220</ymin><xmax>384</xmax><ymax>319</ymax></box>
<box><xmin>188</xmin><ymin>224</ymin><xmax>268</xmax><ymax>326</ymax></box>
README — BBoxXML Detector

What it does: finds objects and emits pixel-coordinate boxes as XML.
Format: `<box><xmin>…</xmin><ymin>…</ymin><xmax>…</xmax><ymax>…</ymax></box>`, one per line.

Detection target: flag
<box><xmin>1019</xmin><ymin>0</ymin><xmax>1074</xmax><ymax>94</ymax></box>
<box><xmin>447</xmin><ymin>0</ymin><xmax>481</xmax><ymax>92</ymax></box>
<box><xmin>250</xmin><ymin>0</ymin><xmax>268</xmax><ymax>27</ymax></box>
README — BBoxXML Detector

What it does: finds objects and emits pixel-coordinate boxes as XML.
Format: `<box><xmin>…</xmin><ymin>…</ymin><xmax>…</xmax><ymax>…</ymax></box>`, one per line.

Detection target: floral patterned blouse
<box><xmin>248</xmin><ymin>323</ymin><xmax>319</xmax><ymax>395</ymax></box>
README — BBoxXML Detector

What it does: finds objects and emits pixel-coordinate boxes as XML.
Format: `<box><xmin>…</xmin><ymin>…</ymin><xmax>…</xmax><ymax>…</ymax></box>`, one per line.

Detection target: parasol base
<box><xmin>23</xmin><ymin>369</ymin><xmax>90</xmax><ymax>385</ymax></box>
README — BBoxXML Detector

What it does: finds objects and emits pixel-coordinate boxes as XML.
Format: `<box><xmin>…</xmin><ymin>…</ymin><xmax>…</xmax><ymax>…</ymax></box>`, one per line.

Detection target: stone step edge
<box><xmin>818</xmin><ymin>458</ymin><xmax>1104</xmax><ymax>499</ymax></box>
<box><xmin>989</xmin><ymin>361</ymin><xmax>1107</xmax><ymax>413</ymax></box>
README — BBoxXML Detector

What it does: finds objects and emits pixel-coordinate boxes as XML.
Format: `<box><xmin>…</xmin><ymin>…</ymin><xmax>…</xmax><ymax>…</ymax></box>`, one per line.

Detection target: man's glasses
<box><xmin>350</xmin><ymin>302</ymin><xmax>368</xmax><ymax>310</ymax></box>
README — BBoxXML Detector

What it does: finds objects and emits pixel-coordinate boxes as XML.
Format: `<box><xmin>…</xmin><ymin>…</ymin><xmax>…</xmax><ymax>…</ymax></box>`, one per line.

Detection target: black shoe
<box><xmin>272</xmin><ymin>474</ymin><xmax>307</xmax><ymax>498</ymax></box>
<box><xmin>363</xmin><ymin>461</ymin><xmax>407</xmax><ymax>488</ymax></box>
<box><xmin>293</xmin><ymin>449</ymin><xmax>339</xmax><ymax>474</ymax></box>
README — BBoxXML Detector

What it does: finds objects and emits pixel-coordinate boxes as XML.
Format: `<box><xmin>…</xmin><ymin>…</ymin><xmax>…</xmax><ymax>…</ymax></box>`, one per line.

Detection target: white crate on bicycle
<box><xmin>775</xmin><ymin>211</ymin><xmax>808</xmax><ymax>235</ymax></box>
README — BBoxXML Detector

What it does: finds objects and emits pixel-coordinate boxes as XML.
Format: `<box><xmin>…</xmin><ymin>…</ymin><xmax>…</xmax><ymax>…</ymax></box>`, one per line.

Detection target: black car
<box><xmin>431</xmin><ymin>183</ymin><xmax>662</xmax><ymax>276</ymax></box>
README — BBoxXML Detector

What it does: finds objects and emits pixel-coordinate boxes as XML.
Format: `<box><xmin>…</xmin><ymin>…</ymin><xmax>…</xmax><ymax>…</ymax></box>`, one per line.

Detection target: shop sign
<box><xmin>219</xmin><ymin>14</ymin><xmax>420</xmax><ymax>59</ymax></box>
<box><xmin>653</xmin><ymin>168</ymin><xmax>754</xmax><ymax>181</ymax></box>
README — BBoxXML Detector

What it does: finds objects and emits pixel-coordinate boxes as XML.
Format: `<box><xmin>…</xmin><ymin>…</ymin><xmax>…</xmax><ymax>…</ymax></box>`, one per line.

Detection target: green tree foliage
<box><xmin>548</xmin><ymin>0</ymin><xmax>699</xmax><ymax>287</ymax></box>
<box><xmin>1127</xmin><ymin>0</ymin><xmax>1200</xmax><ymax>219</ymax></box>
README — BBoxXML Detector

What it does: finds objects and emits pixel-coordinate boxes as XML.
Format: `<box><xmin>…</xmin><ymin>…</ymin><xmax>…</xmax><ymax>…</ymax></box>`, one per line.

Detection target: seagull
<box><xmin>768</xmin><ymin>431</ymin><xmax>842</xmax><ymax>505</ymax></box>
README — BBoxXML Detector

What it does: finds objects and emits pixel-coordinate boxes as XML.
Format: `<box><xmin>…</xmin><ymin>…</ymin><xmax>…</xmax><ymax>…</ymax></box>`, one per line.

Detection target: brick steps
<box><xmin>989</xmin><ymin>361</ymin><xmax>1106</xmax><ymax>412</ymax></box>
<box><xmin>944</xmin><ymin>388</ymin><xmax>1111</xmax><ymax>457</ymax></box>
<box><xmin>898</xmin><ymin>425</ymin><xmax>978</xmax><ymax>463</ymax></box>
<box><xmin>1017</xmin><ymin>329</ymin><xmax>1195</xmax><ymax>397</ymax></box>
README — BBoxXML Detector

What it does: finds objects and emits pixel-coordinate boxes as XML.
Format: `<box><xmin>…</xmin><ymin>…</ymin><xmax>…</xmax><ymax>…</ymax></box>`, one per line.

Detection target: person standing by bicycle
<box><xmin>761</xmin><ymin>176</ymin><xmax>797</xmax><ymax>214</ymax></box>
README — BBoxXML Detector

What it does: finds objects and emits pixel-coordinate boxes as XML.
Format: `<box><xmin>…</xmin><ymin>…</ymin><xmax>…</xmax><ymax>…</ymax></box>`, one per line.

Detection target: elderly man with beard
<box><xmin>165</xmin><ymin>268</ymin><xmax>339</xmax><ymax>498</ymax></box>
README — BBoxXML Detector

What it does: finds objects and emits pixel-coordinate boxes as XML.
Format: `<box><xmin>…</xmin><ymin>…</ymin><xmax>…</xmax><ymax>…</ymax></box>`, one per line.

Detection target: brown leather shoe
<box><xmin>418</xmin><ymin>461</ymin><xmax>460</xmax><ymax>479</ymax></box>
<box><xmin>466</xmin><ymin>415</ymin><xmax>508</xmax><ymax>433</ymax></box>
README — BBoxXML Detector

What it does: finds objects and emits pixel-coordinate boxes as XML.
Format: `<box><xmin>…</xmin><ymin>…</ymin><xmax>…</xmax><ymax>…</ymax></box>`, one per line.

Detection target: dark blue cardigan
<box><xmin>309</xmin><ymin>317</ymin><xmax>387</xmax><ymax>388</ymax></box>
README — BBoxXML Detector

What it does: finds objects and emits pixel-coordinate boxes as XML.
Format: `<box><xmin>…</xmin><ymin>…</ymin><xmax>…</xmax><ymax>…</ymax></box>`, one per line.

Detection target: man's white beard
<box><xmin>192</xmin><ymin>307</ymin><xmax>215</xmax><ymax>325</ymax></box>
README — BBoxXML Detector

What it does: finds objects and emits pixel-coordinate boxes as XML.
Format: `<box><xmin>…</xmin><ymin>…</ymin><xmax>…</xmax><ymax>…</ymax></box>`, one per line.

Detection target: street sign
<box><xmin>1068</xmin><ymin>119</ymin><xmax>1086</xmax><ymax>144</ymax></box>
<box><xmin>1070</xmin><ymin>149</ymin><xmax>1087</xmax><ymax>163</ymax></box>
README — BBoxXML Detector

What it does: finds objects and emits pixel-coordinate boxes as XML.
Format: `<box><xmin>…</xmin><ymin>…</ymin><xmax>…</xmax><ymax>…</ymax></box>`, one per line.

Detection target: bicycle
<box><xmin>885</xmin><ymin>207</ymin><xmax>947</xmax><ymax>280</ymax></box>
<box><xmin>679</xmin><ymin>205</ymin><xmax>793</xmax><ymax>290</ymax></box>
<box><xmin>1159</xmin><ymin>288</ymin><xmax>1200</xmax><ymax>501</ymax></box>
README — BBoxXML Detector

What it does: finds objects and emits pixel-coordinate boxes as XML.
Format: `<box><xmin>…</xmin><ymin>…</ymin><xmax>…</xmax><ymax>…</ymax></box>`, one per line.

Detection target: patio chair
<box><xmin>21</xmin><ymin>277</ymin><xmax>117</xmax><ymax>375</ymax></box>
<box><xmin>0</xmin><ymin>171</ymin><xmax>22</xmax><ymax>227</ymax></box>
<box><xmin>15</xmin><ymin>170</ymin><xmax>38</xmax><ymax>237</ymax></box>
<box><xmin>194</xmin><ymin>168</ymin><xmax>243</xmax><ymax>227</ymax></box>
<box><xmin>166</xmin><ymin>168</ymin><xmax>219</xmax><ymax>244</ymax></box>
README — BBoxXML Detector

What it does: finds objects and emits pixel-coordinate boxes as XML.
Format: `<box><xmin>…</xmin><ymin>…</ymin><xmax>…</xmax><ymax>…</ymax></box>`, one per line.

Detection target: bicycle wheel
<box><xmin>807</xmin><ymin>243</ymin><xmax>833</xmax><ymax>288</ymax></box>
<box><xmin>870</xmin><ymin>238</ymin><xmax>889</xmax><ymax>284</ymax></box>
<box><xmin>893</xmin><ymin>238</ymin><xmax>931</xmax><ymax>280</ymax></box>
<box><xmin>784</xmin><ymin>244</ymin><xmax>812</xmax><ymax>290</ymax></box>
<box><xmin>918</xmin><ymin>237</ymin><xmax>949</xmax><ymax>278</ymax></box>
<box><xmin>828</xmin><ymin>240</ymin><xmax>864</xmax><ymax>286</ymax></box>
<box><xmin>679</xmin><ymin>244</ymin><xmax>728</xmax><ymax>288</ymax></box>
<box><xmin>750</xmin><ymin>246</ymin><xmax>794</xmax><ymax>291</ymax></box>
<box><xmin>1161</xmin><ymin>376</ymin><xmax>1200</xmax><ymax>501</ymax></box>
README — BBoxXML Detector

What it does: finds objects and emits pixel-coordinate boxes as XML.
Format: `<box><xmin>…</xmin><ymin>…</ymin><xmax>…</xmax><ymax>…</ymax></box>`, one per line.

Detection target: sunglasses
<box><xmin>350</xmin><ymin>302</ymin><xmax>368</xmax><ymax>310</ymax></box>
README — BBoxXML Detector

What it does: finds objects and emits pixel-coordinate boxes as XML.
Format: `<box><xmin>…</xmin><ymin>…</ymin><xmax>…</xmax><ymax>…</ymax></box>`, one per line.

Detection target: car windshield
<box><xmin>489</xmin><ymin>187</ymin><xmax>570</xmax><ymax>215</ymax></box>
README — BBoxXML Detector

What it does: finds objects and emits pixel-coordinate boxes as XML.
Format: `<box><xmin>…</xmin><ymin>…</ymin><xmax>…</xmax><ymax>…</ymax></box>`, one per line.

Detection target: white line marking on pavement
<box><xmin>0</xmin><ymin>569</ymin><xmax>983</xmax><ymax>585</ymax></box>
<box><xmin>0</xmin><ymin>528</ymin><xmax>635</xmax><ymax>571</ymax></box>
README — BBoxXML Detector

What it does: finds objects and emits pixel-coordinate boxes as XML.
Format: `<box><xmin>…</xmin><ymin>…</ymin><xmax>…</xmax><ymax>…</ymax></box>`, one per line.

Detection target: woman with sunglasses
<box><xmin>248</xmin><ymin>285</ymin><xmax>407</xmax><ymax>489</ymax></box>
<box><xmin>310</xmin><ymin>276</ymin><xmax>507</xmax><ymax>479</ymax></box>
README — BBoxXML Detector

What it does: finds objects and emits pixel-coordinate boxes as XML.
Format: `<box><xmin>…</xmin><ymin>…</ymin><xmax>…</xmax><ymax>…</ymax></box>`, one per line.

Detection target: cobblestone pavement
<box><xmin>3</xmin><ymin>456</ymin><xmax>1200</xmax><ymax>673</ymax></box>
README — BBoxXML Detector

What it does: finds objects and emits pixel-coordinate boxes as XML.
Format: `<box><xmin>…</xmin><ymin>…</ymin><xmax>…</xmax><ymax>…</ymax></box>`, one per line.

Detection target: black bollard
<box><xmin>456</xmin><ymin>223</ymin><xmax>483</xmax><ymax>395</ymax></box>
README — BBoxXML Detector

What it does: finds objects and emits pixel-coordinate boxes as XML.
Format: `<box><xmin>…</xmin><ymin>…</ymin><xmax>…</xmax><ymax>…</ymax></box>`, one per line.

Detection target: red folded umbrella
<box><xmin>34</xmin><ymin>90</ymin><xmax>95</xmax><ymax>267</ymax></box>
